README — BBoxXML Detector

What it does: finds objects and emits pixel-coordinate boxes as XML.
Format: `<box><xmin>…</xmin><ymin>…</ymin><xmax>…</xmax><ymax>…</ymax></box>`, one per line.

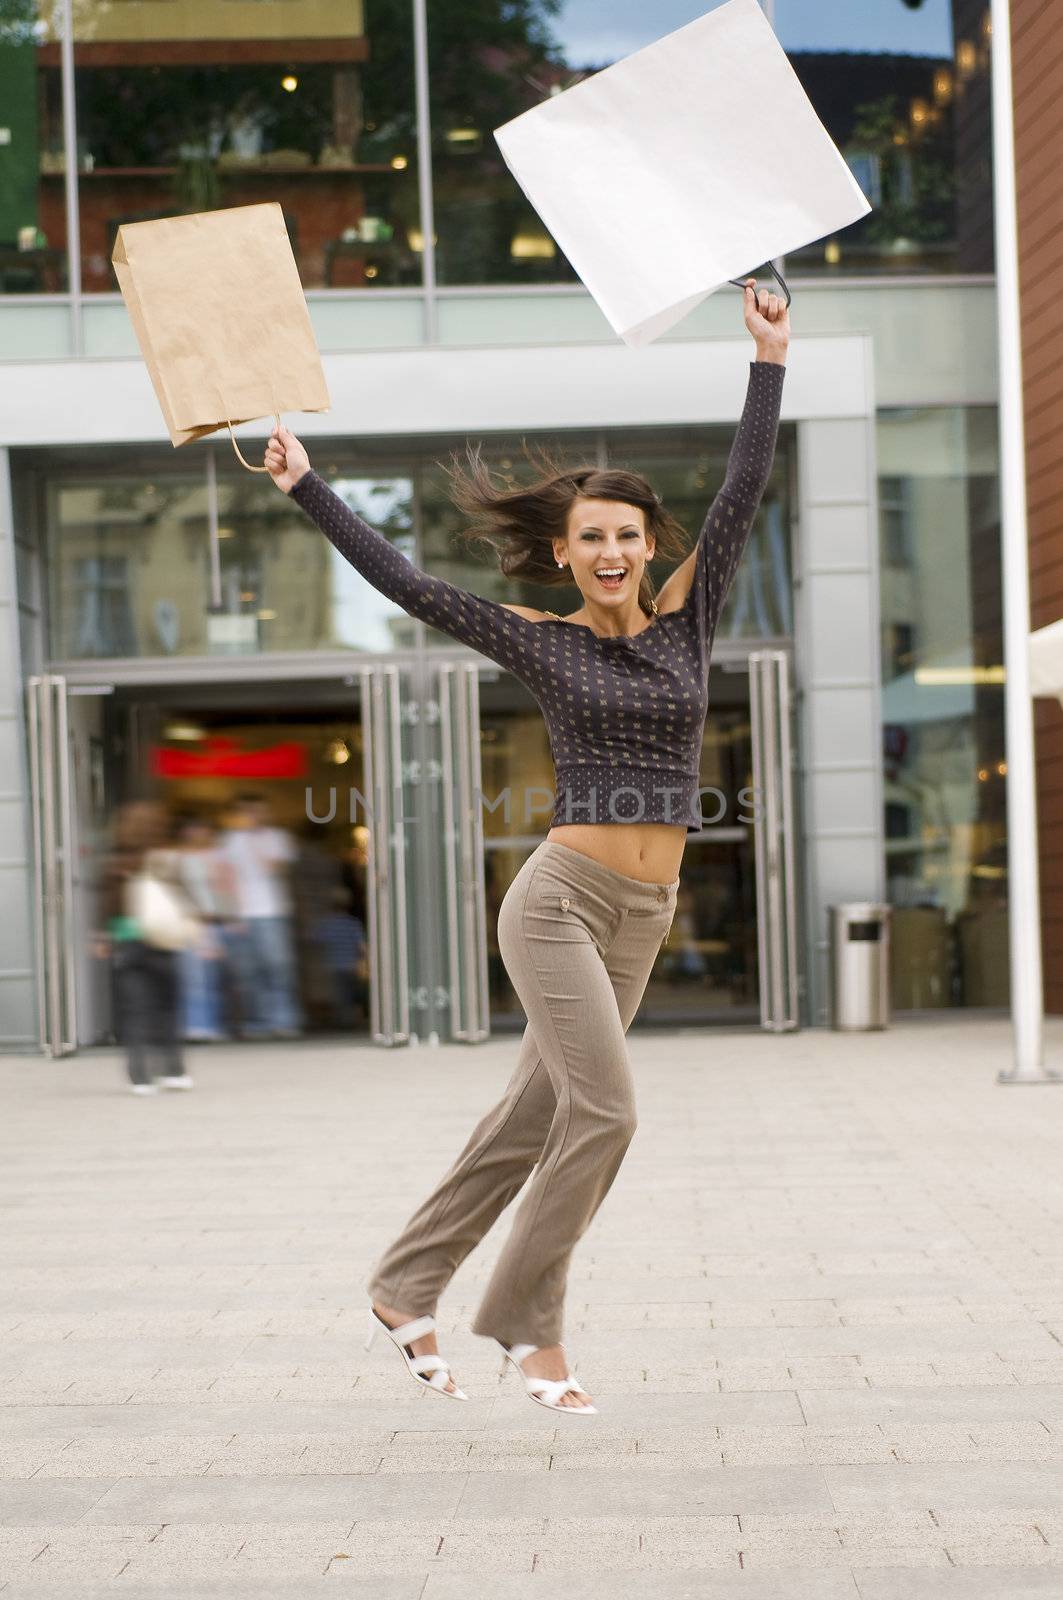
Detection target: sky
<box><xmin>552</xmin><ymin>0</ymin><xmax>954</xmax><ymax>63</ymax></box>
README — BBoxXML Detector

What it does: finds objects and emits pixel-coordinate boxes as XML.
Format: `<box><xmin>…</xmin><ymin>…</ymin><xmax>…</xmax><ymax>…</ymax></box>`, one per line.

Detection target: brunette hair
<box><xmin>112</xmin><ymin>799</ymin><xmax>171</xmax><ymax>862</ymax></box>
<box><xmin>440</xmin><ymin>441</ymin><xmax>691</xmax><ymax>617</ymax></box>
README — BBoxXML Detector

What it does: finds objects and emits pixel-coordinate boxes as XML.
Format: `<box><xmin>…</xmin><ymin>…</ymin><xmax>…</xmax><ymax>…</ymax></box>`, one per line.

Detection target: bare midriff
<box><xmin>545</xmin><ymin>821</ymin><xmax>686</xmax><ymax>886</ymax></box>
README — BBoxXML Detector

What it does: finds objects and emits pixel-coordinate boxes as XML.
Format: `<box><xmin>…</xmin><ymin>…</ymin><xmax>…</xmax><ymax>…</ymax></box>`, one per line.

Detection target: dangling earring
<box><xmin>557</xmin><ymin>560</ymin><xmax>564</xmax><ymax>568</ymax></box>
<box><xmin>650</xmin><ymin>597</ymin><xmax>659</xmax><ymax>616</ymax></box>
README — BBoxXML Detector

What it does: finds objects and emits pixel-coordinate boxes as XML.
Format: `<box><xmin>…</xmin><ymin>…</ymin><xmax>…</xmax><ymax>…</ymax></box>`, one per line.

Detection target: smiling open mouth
<box><xmin>595</xmin><ymin>568</ymin><xmax>626</xmax><ymax>590</ymax></box>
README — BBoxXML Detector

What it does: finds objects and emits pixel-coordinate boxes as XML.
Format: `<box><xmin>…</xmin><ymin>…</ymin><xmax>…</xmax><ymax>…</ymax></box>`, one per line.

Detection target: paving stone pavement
<box><xmin>2</xmin><ymin>1015</ymin><xmax>1063</xmax><ymax>1598</ymax></box>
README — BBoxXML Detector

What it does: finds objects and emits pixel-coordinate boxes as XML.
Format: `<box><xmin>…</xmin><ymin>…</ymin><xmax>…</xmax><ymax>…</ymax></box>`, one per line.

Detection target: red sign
<box><xmin>150</xmin><ymin>736</ymin><xmax>308</xmax><ymax>780</ymax></box>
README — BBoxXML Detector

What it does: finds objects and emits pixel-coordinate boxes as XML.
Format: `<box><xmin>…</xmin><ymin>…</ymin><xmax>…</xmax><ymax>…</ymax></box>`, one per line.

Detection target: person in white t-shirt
<box><xmin>218</xmin><ymin>793</ymin><xmax>303</xmax><ymax>1039</ymax></box>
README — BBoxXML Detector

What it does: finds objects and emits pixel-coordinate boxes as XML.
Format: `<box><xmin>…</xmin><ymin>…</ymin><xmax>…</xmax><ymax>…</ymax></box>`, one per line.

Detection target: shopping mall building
<box><xmin>0</xmin><ymin>0</ymin><xmax>1009</xmax><ymax>1053</ymax></box>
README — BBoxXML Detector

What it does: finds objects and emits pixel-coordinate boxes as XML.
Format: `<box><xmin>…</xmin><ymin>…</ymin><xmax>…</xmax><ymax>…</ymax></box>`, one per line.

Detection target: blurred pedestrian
<box><xmin>312</xmin><ymin>886</ymin><xmax>368</xmax><ymax>1029</ymax></box>
<box><xmin>218</xmin><ymin>793</ymin><xmax>303</xmax><ymax>1039</ymax></box>
<box><xmin>94</xmin><ymin>800</ymin><xmax>198</xmax><ymax>1094</ymax></box>
<box><xmin>174</xmin><ymin>814</ymin><xmax>230</xmax><ymax>1042</ymax></box>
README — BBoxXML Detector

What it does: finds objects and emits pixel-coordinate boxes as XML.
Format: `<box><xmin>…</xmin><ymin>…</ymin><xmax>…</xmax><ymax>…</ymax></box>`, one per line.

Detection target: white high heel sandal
<box><xmin>497</xmin><ymin>1341</ymin><xmax>598</xmax><ymax>1415</ymax></box>
<box><xmin>365</xmin><ymin>1307</ymin><xmax>468</xmax><ymax>1400</ymax></box>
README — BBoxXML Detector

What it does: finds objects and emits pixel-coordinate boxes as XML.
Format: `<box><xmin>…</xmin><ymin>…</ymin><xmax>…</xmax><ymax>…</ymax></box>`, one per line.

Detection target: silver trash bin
<box><xmin>829</xmin><ymin>903</ymin><xmax>891</xmax><ymax>1030</ymax></box>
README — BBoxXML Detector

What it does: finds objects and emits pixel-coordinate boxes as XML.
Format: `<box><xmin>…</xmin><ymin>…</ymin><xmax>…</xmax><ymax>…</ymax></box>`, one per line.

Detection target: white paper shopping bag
<box><xmin>494</xmin><ymin>0</ymin><xmax>871</xmax><ymax>347</ymax></box>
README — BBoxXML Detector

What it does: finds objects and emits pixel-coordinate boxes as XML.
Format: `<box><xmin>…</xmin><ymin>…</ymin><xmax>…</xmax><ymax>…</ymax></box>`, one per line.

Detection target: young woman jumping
<box><xmin>264</xmin><ymin>279</ymin><xmax>789</xmax><ymax>1414</ymax></box>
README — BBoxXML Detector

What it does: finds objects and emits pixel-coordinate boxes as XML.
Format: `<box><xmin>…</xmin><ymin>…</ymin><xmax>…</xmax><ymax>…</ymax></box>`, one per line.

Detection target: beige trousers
<box><xmin>365</xmin><ymin>839</ymin><xmax>680</xmax><ymax>1348</ymax></box>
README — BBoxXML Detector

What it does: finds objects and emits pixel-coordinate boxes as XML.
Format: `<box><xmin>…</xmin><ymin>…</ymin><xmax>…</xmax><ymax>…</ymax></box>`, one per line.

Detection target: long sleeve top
<box><xmin>288</xmin><ymin>359</ymin><xmax>785</xmax><ymax>832</ymax></box>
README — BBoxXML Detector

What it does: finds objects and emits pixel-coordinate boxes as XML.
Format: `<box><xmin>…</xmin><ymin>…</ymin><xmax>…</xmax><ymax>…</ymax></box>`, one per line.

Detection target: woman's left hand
<box><xmin>743</xmin><ymin>278</ymin><xmax>790</xmax><ymax>363</ymax></box>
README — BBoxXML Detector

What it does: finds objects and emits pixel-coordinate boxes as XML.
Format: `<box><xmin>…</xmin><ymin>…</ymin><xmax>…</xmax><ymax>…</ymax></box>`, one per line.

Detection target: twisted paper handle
<box><xmin>228</xmin><ymin>414</ymin><xmax>281</xmax><ymax>474</ymax></box>
<box><xmin>727</xmin><ymin>260</ymin><xmax>792</xmax><ymax>308</ymax></box>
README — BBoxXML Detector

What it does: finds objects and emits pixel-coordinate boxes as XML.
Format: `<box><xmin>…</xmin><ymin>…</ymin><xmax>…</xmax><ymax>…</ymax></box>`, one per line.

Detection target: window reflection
<box><xmin>429</xmin><ymin>0</ymin><xmax>992</xmax><ymax>285</ymax></box>
<box><xmin>0</xmin><ymin>4</ymin><xmax>68</xmax><ymax>292</ymax></box>
<box><xmin>419</xmin><ymin>430</ymin><xmax>601</xmax><ymax>617</ymax></box>
<box><xmin>37</xmin><ymin>419</ymin><xmax>791</xmax><ymax>662</ymax></box>
<box><xmin>777</xmin><ymin>0</ymin><xmax>993</xmax><ymax>274</ymax></box>
<box><xmin>428</xmin><ymin>1</ymin><xmax>711</xmax><ymax>287</ymax></box>
<box><xmin>419</xmin><ymin>424</ymin><xmax>793</xmax><ymax>642</ymax></box>
<box><xmin>39</xmin><ymin>446</ymin><xmax>421</xmax><ymax>659</ymax></box>
<box><xmin>607</xmin><ymin>426</ymin><xmax>794</xmax><ymax>640</ymax></box>
<box><xmin>47</xmin><ymin>471</ymin><xmax>208</xmax><ymax>659</ymax></box>
<box><xmin>878</xmin><ymin>407</ymin><xmax>1006</xmax><ymax>1008</ymax></box>
<box><xmin>59</xmin><ymin>0</ymin><xmax>420</xmax><ymax>292</ymax></box>
<box><xmin>214</xmin><ymin>464</ymin><xmax>419</xmax><ymax>653</ymax></box>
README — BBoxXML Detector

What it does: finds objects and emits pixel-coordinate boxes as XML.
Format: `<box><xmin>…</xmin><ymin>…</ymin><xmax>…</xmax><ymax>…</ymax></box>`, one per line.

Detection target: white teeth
<box><xmin>596</xmin><ymin>569</ymin><xmax>624</xmax><ymax>577</ymax></box>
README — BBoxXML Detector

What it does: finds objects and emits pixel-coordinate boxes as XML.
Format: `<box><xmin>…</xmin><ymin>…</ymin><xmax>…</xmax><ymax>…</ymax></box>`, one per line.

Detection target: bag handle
<box><xmin>227</xmin><ymin>414</ymin><xmax>281</xmax><ymax>474</ymax></box>
<box><xmin>728</xmin><ymin>259</ymin><xmax>792</xmax><ymax>309</ymax></box>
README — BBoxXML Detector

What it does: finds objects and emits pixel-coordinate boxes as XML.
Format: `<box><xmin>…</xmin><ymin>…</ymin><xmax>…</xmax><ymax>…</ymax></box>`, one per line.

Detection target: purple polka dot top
<box><xmin>289</xmin><ymin>360</ymin><xmax>785</xmax><ymax>834</ymax></box>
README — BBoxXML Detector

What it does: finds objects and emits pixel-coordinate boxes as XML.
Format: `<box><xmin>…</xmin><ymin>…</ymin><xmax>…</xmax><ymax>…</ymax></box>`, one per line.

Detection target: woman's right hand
<box><xmin>264</xmin><ymin>424</ymin><xmax>311</xmax><ymax>494</ymax></box>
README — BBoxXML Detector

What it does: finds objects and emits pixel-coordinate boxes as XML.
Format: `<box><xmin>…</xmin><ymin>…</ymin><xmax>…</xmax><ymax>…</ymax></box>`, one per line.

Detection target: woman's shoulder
<box><xmin>497</xmin><ymin>603</ymin><xmax>564</xmax><ymax>624</ymax></box>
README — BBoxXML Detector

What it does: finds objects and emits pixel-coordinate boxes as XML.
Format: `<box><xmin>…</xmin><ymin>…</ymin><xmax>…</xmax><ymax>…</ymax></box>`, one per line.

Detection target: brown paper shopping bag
<box><xmin>112</xmin><ymin>203</ymin><xmax>330</xmax><ymax>470</ymax></box>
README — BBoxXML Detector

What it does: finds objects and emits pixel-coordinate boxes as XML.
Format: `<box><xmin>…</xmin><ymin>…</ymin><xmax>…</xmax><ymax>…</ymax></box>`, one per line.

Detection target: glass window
<box><xmin>427</xmin><ymin>1</ymin><xmax>711</xmax><ymax>287</ymax></box>
<box><xmin>61</xmin><ymin>0</ymin><xmax>420</xmax><ymax>293</ymax></box>
<box><xmin>44</xmin><ymin>461</ymin><xmax>209</xmax><ymax>659</ymax></box>
<box><xmin>34</xmin><ymin>440</ymin><xmax>423</xmax><ymax>660</ymax></box>
<box><xmin>214</xmin><ymin>449</ymin><xmax>419</xmax><ymax>653</ymax></box>
<box><xmin>419</xmin><ymin>422</ymin><xmax>793</xmax><ymax>642</ymax></box>
<box><xmin>428</xmin><ymin>0</ymin><xmax>993</xmax><ymax>285</ymax></box>
<box><xmin>606</xmin><ymin>424</ymin><xmax>794</xmax><ymax>641</ymax></box>
<box><xmin>0</xmin><ymin>2</ymin><xmax>68</xmax><ymax>293</ymax></box>
<box><xmin>30</xmin><ymin>417</ymin><xmax>791</xmax><ymax>661</ymax></box>
<box><xmin>878</xmin><ymin>406</ymin><xmax>1006</xmax><ymax>1010</ymax></box>
<box><xmin>419</xmin><ymin>429</ymin><xmax>602</xmax><ymax>619</ymax></box>
<box><xmin>776</xmin><ymin>0</ymin><xmax>993</xmax><ymax>274</ymax></box>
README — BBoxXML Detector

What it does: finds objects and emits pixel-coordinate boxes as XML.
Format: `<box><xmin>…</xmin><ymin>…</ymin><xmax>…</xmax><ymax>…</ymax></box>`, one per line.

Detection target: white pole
<box><xmin>990</xmin><ymin>0</ymin><xmax>1055</xmax><ymax>1083</ymax></box>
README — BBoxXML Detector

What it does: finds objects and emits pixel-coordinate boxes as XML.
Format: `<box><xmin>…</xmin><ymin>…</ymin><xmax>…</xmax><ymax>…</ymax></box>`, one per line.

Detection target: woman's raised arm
<box><xmin>677</xmin><ymin>284</ymin><xmax>788</xmax><ymax>645</ymax></box>
<box><xmin>265</xmin><ymin>425</ymin><xmax>540</xmax><ymax>683</ymax></box>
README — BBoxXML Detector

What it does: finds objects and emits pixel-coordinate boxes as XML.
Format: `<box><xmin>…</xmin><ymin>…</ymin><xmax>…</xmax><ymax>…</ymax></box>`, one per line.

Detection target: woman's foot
<box><xmin>514</xmin><ymin>1343</ymin><xmax>594</xmax><ymax>1410</ymax></box>
<box><xmin>372</xmin><ymin>1302</ymin><xmax>463</xmax><ymax>1396</ymax></box>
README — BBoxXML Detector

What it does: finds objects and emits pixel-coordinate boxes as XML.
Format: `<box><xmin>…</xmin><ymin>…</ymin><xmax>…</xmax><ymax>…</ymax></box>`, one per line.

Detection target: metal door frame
<box><xmin>748</xmin><ymin>650</ymin><xmax>800</xmax><ymax>1031</ymax></box>
<box><xmin>438</xmin><ymin>661</ymin><xmax>490</xmax><ymax>1042</ymax></box>
<box><xmin>26</xmin><ymin>673</ymin><xmax>78</xmax><ymax>1056</ymax></box>
<box><xmin>360</xmin><ymin>664</ymin><xmax>411</xmax><ymax>1045</ymax></box>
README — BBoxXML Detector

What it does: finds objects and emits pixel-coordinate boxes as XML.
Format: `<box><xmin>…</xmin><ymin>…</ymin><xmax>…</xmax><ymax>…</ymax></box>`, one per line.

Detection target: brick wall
<box><xmin>1013</xmin><ymin>0</ymin><xmax>1063</xmax><ymax>1009</ymax></box>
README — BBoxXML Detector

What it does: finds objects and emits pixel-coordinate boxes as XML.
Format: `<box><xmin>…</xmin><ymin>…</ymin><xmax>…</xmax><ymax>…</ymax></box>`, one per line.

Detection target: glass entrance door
<box><xmin>27</xmin><ymin>674</ymin><xmax>77</xmax><ymax>1056</ymax></box>
<box><xmin>749</xmin><ymin>650</ymin><xmax>800</xmax><ymax>1031</ymax></box>
<box><xmin>26</xmin><ymin>674</ymin><xmax>115</xmax><ymax>1055</ymax></box>
<box><xmin>359</xmin><ymin>664</ymin><xmax>411</xmax><ymax>1046</ymax></box>
<box><xmin>470</xmin><ymin>655</ymin><xmax>800</xmax><ymax>1031</ymax></box>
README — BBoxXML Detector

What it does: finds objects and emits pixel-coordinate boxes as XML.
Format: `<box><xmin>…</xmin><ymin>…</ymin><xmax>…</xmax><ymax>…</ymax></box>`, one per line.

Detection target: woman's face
<box><xmin>556</xmin><ymin>497</ymin><xmax>656</xmax><ymax>608</ymax></box>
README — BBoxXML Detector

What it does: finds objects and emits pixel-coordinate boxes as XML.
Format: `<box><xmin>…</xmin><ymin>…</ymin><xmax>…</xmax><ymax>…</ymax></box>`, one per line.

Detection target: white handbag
<box><xmin>127</xmin><ymin>864</ymin><xmax>202</xmax><ymax>952</ymax></box>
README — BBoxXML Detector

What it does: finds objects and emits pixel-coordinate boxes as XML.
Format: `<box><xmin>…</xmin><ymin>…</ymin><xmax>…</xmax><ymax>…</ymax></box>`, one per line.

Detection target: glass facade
<box><xmin>776</xmin><ymin>0</ymin><xmax>994</xmax><ymax>274</ymax></box>
<box><xmin>878</xmin><ymin>406</ymin><xmax>1006</xmax><ymax>1009</ymax></box>
<box><xmin>1</xmin><ymin>0</ymin><xmax>420</xmax><ymax>295</ymax></box>
<box><xmin>604</xmin><ymin>426</ymin><xmax>793</xmax><ymax>641</ymax></box>
<box><xmin>27</xmin><ymin>423</ymin><xmax>794</xmax><ymax>661</ymax></box>
<box><xmin>0</xmin><ymin>0</ymin><xmax>68</xmax><ymax>290</ymax></box>
<box><xmin>1</xmin><ymin>0</ymin><xmax>994</xmax><ymax>302</ymax></box>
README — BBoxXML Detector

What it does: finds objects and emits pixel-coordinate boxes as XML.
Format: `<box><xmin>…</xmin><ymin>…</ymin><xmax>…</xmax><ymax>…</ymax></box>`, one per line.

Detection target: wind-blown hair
<box><xmin>440</xmin><ymin>440</ymin><xmax>691</xmax><ymax>618</ymax></box>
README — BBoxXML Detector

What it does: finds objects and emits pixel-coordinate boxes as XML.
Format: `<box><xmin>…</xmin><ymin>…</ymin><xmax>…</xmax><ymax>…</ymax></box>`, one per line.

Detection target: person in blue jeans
<box><xmin>312</xmin><ymin>887</ymin><xmax>369</xmax><ymax>1029</ymax></box>
<box><xmin>218</xmin><ymin>793</ymin><xmax>304</xmax><ymax>1039</ymax></box>
<box><xmin>174</xmin><ymin>814</ymin><xmax>229</xmax><ymax>1041</ymax></box>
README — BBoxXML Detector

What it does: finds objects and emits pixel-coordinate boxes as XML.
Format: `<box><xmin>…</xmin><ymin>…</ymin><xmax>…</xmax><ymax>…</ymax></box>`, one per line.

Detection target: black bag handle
<box><xmin>728</xmin><ymin>259</ymin><xmax>792</xmax><ymax>309</ymax></box>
